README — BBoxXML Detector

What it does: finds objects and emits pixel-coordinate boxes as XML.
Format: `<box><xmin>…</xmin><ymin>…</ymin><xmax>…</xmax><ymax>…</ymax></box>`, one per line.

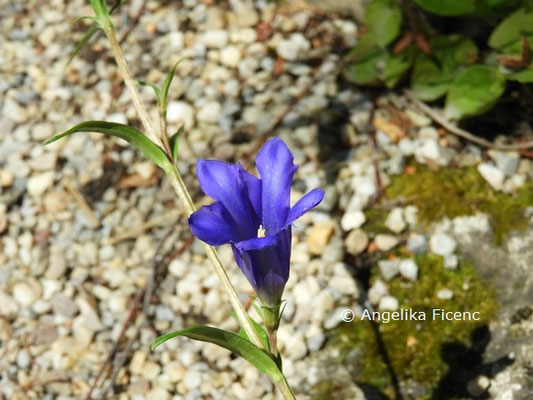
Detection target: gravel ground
<box><xmin>1</xmin><ymin>1</ymin><xmax>533</xmax><ymax>399</ymax></box>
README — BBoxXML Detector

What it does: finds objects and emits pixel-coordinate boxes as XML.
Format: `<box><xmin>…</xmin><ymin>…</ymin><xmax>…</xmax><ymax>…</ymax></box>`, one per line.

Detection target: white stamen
<box><xmin>257</xmin><ymin>225</ymin><xmax>266</xmax><ymax>238</ymax></box>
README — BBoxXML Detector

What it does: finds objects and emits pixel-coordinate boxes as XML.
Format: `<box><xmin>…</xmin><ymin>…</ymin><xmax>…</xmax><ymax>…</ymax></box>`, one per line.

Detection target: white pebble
<box><xmin>477</xmin><ymin>162</ymin><xmax>504</xmax><ymax>191</ymax></box>
<box><xmin>430</xmin><ymin>233</ymin><xmax>457</xmax><ymax>256</ymax></box>
<box><xmin>276</xmin><ymin>33</ymin><xmax>310</xmax><ymax>61</ymax></box>
<box><xmin>436</xmin><ymin>288</ymin><xmax>454</xmax><ymax>300</ymax></box>
<box><xmin>368</xmin><ymin>279</ymin><xmax>388</xmax><ymax>305</ymax></box>
<box><xmin>13</xmin><ymin>282</ymin><xmax>36</xmax><ymax>307</ymax></box>
<box><xmin>340</xmin><ymin>210</ymin><xmax>366</xmax><ymax>231</ymax></box>
<box><xmin>27</xmin><ymin>171</ymin><xmax>55</xmax><ymax>197</ymax></box>
<box><xmin>399</xmin><ymin>259</ymin><xmax>418</xmax><ymax>281</ymax></box>
<box><xmin>378</xmin><ymin>296</ymin><xmax>399</xmax><ymax>311</ymax></box>
<box><xmin>220</xmin><ymin>45</ymin><xmax>242</xmax><ymax>68</ymax></box>
<box><xmin>199</xmin><ymin>30</ymin><xmax>229</xmax><ymax>48</ymax></box>
<box><xmin>196</xmin><ymin>101</ymin><xmax>221</xmax><ymax>123</ymax></box>
<box><xmin>167</xmin><ymin>101</ymin><xmax>194</xmax><ymax>129</ymax></box>
<box><xmin>375</xmin><ymin>234</ymin><xmax>400</xmax><ymax>252</ymax></box>
<box><xmin>385</xmin><ymin>208</ymin><xmax>406</xmax><ymax>233</ymax></box>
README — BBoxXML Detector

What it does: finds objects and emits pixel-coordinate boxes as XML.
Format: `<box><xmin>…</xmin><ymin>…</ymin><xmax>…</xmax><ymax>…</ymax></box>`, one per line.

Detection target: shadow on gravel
<box><xmin>431</xmin><ymin>325</ymin><xmax>514</xmax><ymax>400</ymax></box>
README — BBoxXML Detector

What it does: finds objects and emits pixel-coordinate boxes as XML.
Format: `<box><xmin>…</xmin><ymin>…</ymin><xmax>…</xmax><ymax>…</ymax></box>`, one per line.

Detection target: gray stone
<box><xmin>488</xmin><ymin>150</ymin><xmax>520</xmax><ymax>177</ymax></box>
<box><xmin>378</xmin><ymin>259</ymin><xmax>400</xmax><ymax>281</ymax></box>
<box><xmin>50</xmin><ymin>294</ymin><xmax>78</xmax><ymax>318</ymax></box>
<box><xmin>407</xmin><ymin>234</ymin><xmax>428</xmax><ymax>254</ymax></box>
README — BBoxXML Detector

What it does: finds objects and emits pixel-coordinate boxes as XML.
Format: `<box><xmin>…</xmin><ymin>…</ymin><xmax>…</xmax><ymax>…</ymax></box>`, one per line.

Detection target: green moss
<box><xmin>385</xmin><ymin>164</ymin><xmax>533</xmax><ymax>243</ymax></box>
<box><xmin>363</xmin><ymin>208</ymin><xmax>390</xmax><ymax>235</ymax></box>
<box><xmin>329</xmin><ymin>254</ymin><xmax>498</xmax><ymax>398</ymax></box>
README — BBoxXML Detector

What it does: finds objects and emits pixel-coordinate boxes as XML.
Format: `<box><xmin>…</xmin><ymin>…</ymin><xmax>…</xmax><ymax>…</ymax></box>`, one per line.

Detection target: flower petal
<box><xmin>232</xmin><ymin>228</ymin><xmax>291</xmax><ymax>305</ymax></box>
<box><xmin>188</xmin><ymin>201</ymin><xmax>239</xmax><ymax>246</ymax></box>
<box><xmin>196</xmin><ymin>159</ymin><xmax>255</xmax><ymax>239</ymax></box>
<box><xmin>256</xmin><ymin>138</ymin><xmax>298</xmax><ymax>234</ymax></box>
<box><xmin>286</xmin><ymin>188</ymin><xmax>325</xmax><ymax>226</ymax></box>
<box><xmin>237</xmin><ymin>163</ymin><xmax>262</xmax><ymax>224</ymax></box>
<box><xmin>234</xmin><ymin>235</ymin><xmax>277</xmax><ymax>252</ymax></box>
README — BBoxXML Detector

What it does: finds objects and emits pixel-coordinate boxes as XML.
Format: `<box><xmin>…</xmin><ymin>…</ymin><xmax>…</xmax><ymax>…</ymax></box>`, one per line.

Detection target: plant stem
<box><xmin>158</xmin><ymin>108</ymin><xmax>173</xmax><ymax>160</ymax></box>
<box><xmin>104</xmin><ymin>27</ymin><xmax>164</xmax><ymax>150</ymax></box>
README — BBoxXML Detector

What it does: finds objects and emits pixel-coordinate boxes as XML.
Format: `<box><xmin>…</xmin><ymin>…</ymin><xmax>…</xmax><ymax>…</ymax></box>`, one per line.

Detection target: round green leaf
<box><xmin>489</xmin><ymin>8</ymin><xmax>533</xmax><ymax>49</ymax></box>
<box><xmin>413</xmin><ymin>0</ymin><xmax>477</xmax><ymax>16</ymax></box>
<box><xmin>365</xmin><ymin>0</ymin><xmax>403</xmax><ymax>47</ymax></box>
<box><xmin>410</xmin><ymin>35</ymin><xmax>478</xmax><ymax>101</ymax></box>
<box><xmin>445</xmin><ymin>65</ymin><xmax>506</xmax><ymax>120</ymax></box>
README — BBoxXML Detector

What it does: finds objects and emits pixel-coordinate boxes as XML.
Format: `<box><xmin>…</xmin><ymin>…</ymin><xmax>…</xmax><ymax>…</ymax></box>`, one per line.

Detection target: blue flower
<box><xmin>188</xmin><ymin>138</ymin><xmax>324</xmax><ymax>306</ymax></box>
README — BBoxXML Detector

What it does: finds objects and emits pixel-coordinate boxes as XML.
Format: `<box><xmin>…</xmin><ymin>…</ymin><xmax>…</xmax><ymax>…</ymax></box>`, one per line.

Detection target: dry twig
<box><xmin>404</xmin><ymin>89</ymin><xmax>533</xmax><ymax>151</ymax></box>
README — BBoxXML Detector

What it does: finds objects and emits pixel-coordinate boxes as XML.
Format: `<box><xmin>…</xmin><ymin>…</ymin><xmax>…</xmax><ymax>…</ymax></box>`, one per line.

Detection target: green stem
<box><xmin>104</xmin><ymin>27</ymin><xmax>164</xmax><ymax>150</ymax></box>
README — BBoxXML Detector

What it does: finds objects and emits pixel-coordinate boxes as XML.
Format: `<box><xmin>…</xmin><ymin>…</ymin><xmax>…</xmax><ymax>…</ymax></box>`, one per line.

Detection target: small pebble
<box><xmin>430</xmin><ymin>233</ymin><xmax>457</xmax><ymax>256</ymax></box>
<box><xmin>407</xmin><ymin>234</ymin><xmax>428</xmax><ymax>254</ymax></box>
<box><xmin>341</xmin><ymin>210</ymin><xmax>366</xmax><ymax>231</ymax></box>
<box><xmin>344</xmin><ymin>229</ymin><xmax>369</xmax><ymax>255</ymax></box>
<box><xmin>378</xmin><ymin>259</ymin><xmax>400</xmax><ymax>281</ymax></box>
<box><xmin>385</xmin><ymin>208</ymin><xmax>406</xmax><ymax>233</ymax></box>
<box><xmin>378</xmin><ymin>296</ymin><xmax>399</xmax><ymax>311</ymax></box>
<box><xmin>436</xmin><ymin>288</ymin><xmax>454</xmax><ymax>300</ymax></box>
<box><xmin>399</xmin><ymin>259</ymin><xmax>418</xmax><ymax>281</ymax></box>
<box><xmin>306</xmin><ymin>221</ymin><xmax>334</xmax><ymax>256</ymax></box>
<box><xmin>375</xmin><ymin>234</ymin><xmax>400</xmax><ymax>252</ymax></box>
<box><xmin>477</xmin><ymin>162</ymin><xmax>505</xmax><ymax>191</ymax></box>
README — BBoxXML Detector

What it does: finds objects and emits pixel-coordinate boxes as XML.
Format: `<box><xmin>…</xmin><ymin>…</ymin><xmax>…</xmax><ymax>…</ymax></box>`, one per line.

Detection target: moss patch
<box><xmin>385</xmin><ymin>164</ymin><xmax>533</xmax><ymax>243</ymax></box>
<box><xmin>329</xmin><ymin>254</ymin><xmax>498</xmax><ymax>399</ymax></box>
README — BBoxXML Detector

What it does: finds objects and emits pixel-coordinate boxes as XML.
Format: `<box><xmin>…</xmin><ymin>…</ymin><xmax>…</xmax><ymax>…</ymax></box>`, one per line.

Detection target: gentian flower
<box><xmin>188</xmin><ymin>138</ymin><xmax>324</xmax><ymax>307</ymax></box>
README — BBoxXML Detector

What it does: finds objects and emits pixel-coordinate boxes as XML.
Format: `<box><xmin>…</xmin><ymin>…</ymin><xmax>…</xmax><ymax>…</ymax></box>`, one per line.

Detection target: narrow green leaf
<box><xmin>230</xmin><ymin>310</ymin><xmax>270</xmax><ymax>352</ymax></box>
<box><xmin>71</xmin><ymin>15</ymin><xmax>99</xmax><ymax>26</ymax></box>
<box><xmin>489</xmin><ymin>8</ymin><xmax>533</xmax><ymax>49</ymax></box>
<box><xmin>412</xmin><ymin>0</ymin><xmax>477</xmax><ymax>16</ymax></box>
<box><xmin>110</xmin><ymin>0</ymin><xmax>127</xmax><ymax>14</ymax></box>
<box><xmin>365</xmin><ymin>0</ymin><xmax>402</xmax><ymax>47</ymax></box>
<box><xmin>66</xmin><ymin>25</ymin><xmax>101</xmax><ymax>67</ymax></box>
<box><xmin>160</xmin><ymin>60</ymin><xmax>183</xmax><ymax>112</ymax></box>
<box><xmin>169</xmin><ymin>126</ymin><xmax>184</xmax><ymax>161</ymax></box>
<box><xmin>44</xmin><ymin>121</ymin><xmax>171</xmax><ymax>171</ymax></box>
<box><xmin>507</xmin><ymin>68</ymin><xmax>533</xmax><ymax>82</ymax></box>
<box><xmin>445</xmin><ymin>65</ymin><xmax>506</xmax><ymax>120</ymax></box>
<box><xmin>89</xmin><ymin>0</ymin><xmax>112</xmax><ymax>29</ymax></box>
<box><xmin>137</xmin><ymin>80</ymin><xmax>162</xmax><ymax>102</ymax></box>
<box><xmin>151</xmin><ymin>326</ymin><xmax>282</xmax><ymax>381</ymax></box>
